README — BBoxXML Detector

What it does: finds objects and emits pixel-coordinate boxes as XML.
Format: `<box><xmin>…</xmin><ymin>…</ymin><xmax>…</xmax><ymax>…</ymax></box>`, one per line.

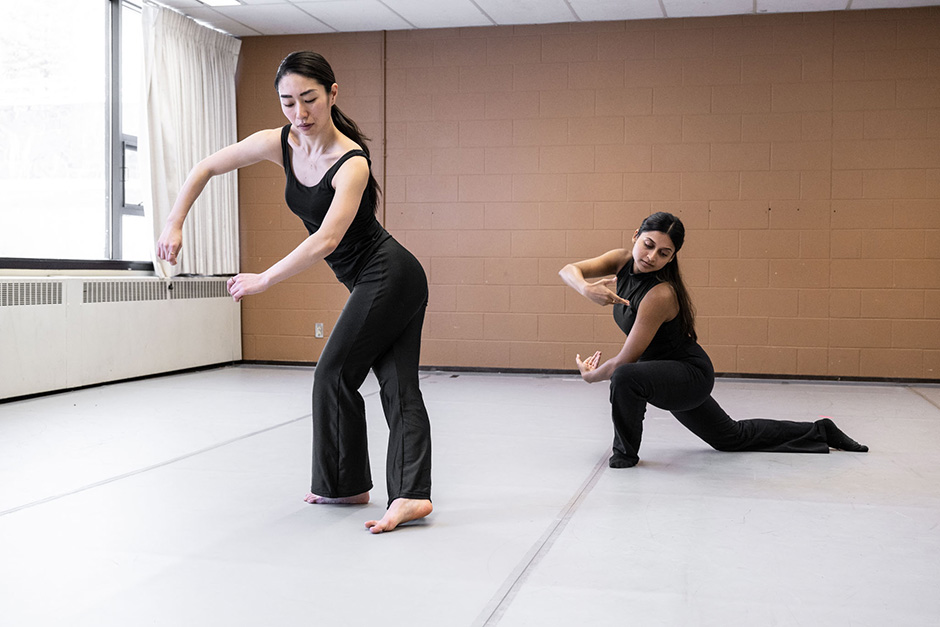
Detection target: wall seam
<box><xmin>382</xmin><ymin>29</ymin><xmax>388</xmax><ymax>227</ymax></box>
<box><xmin>828</xmin><ymin>9</ymin><xmax>836</xmax><ymax>370</ymax></box>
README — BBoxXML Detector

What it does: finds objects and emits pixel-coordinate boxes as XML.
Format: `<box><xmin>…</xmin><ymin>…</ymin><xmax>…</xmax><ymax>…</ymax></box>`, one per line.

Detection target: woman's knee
<box><xmin>313</xmin><ymin>347</ymin><xmax>341</xmax><ymax>380</ymax></box>
<box><xmin>673</xmin><ymin>406</ymin><xmax>743</xmax><ymax>452</ymax></box>
<box><xmin>610</xmin><ymin>363</ymin><xmax>633</xmax><ymax>388</ymax></box>
<box><xmin>313</xmin><ymin>351</ymin><xmax>360</xmax><ymax>392</ymax></box>
<box><xmin>313</xmin><ymin>364</ymin><xmax>335</xmax><ymax>387</ymax></box>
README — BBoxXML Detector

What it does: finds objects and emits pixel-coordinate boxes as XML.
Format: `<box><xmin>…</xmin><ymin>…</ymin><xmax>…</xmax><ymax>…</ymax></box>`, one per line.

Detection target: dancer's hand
<box><xmin>227</xmin><ymin>273</ymin><xmax>268</xmax><ymax>302</ymax></box>
<box><xmin>156</xmin><ymin>224</ymin><xmax>183</xmax><ymax>265</ymax></box>
<box><xmin>583</xmin><ymin>278</ymin><xmax>629</xmax><ymax>307</ymax></box>
<box><xmin>576</xmin><ymin>351</ymin><xmax>601</xmax><ymax>382</ymax></box>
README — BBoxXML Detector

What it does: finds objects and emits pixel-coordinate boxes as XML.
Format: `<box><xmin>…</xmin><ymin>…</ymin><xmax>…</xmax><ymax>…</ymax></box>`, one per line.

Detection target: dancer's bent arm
<box><xmin>576</xmin><ymin>283</ymin><xmax>678</xmax><ymax>384</ymax></box>
<box><xmin>157</xmin><ymin>129</ymin><xmax>283</xmax><ymax>265</ymax></box>
<box><xmin>559</xmin><ymin>249</ymin><xmax>631</xmax><ymax>307</ymax></box>
<box><xmin>227</xmin><ymin>155</ymin><xmax>369</xmax><ymax>302</ymax></box>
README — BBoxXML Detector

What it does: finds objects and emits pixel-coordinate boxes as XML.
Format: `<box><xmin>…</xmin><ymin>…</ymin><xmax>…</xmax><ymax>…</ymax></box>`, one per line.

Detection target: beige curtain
<box><xmin>142</xmin><ymin>5</ymin><xmax>241</xmax><ymax>277</ymax></box>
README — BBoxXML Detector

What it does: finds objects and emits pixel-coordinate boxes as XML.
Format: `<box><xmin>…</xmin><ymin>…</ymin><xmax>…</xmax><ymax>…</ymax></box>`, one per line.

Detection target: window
<box><xmin>0</xmin><ymin>0</ymin><xmax>149</xmax><ymax>268</ymax></box>
<box><xmin>114</xmin><ymin>1</ymin><xmax>148</xmax><ymax>262</ymax></box>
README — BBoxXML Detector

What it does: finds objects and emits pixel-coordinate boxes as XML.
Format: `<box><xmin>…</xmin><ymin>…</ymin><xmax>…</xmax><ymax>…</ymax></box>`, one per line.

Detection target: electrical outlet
<box><xmin>315</xmin><ymin>322</ymin><xmax>324</xmax><ymax>338</ymax></box>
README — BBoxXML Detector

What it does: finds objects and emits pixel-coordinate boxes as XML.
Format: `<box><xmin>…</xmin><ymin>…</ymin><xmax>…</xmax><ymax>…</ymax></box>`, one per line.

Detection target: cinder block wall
<box><xmin>236</xmin><ymin>8</ymin><xmax>940</xmax><ymax>380</ymax></box>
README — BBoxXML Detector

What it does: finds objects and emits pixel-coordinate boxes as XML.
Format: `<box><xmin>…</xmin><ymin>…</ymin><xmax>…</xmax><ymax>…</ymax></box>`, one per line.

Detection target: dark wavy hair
<box><xmin>275</xmin><ymin>51</ymin><xmax>380</xmax><ymax>213</ymax></box>
<box><xmin>638</xmin><ymin>212</ymin><xmax>697</xmax><ymax>342</ymax></box>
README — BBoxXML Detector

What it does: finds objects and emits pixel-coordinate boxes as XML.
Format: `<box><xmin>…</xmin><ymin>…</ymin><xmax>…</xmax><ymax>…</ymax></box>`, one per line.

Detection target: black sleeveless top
<box><xmin>281</xmin><ymin>124</ymin><xmax>390</xmax><ymax>284</ymax></box>
<box><xmin>612</xmin><ymin>259</ymin><xmax>692</xmax><ymax>361</ymax></box>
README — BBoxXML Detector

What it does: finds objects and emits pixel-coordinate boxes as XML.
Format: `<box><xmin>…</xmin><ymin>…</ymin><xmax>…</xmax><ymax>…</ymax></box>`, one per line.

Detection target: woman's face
<box><xmin>631</xmin><ymin>229</ymin><xmax>676</xmax><ymax>273</ymax></box>
<box><xmin>277</xmin><ymin>72</ymin><xmax>336</xmax><ymax>135</ymax></box>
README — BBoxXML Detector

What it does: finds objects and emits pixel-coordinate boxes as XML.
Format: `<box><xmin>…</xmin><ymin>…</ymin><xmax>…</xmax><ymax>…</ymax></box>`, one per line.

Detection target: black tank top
<box><xmin>613</xmin><ymin>259</ymin><xmax>692</xmax><ymax>361</ymax></box>
<box><xmin>281</xmin><ymin>124</ymin><xmax>389</xmax><ymax>284</ymax></box>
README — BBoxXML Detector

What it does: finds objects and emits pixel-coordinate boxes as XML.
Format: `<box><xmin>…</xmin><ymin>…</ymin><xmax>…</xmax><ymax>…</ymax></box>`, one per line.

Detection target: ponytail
<box><xmin>657</xmin><ymin>255</ymin><xmax>697</xmax><ymax>342</ymax></box>
<box><xmin>331</xmin><ymin>104</ymin><xmax>380</xmax><ymax>214</ymax></box>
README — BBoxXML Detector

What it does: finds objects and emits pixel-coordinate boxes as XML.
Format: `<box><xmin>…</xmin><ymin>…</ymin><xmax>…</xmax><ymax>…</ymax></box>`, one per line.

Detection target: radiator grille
<box><xmin>0</xmin><ymin>281</ymin><xmax>63</xmax><ymax>306</ymax></box>
<box><xmin>83</xmin><ymin>280</ymin><xmax>168</xmax><ymax>304</ymax></box>
<box><xmin>82</xmin><ymin>278</ymin><xmax>230</xmax><ymax>304</ymax></box>
<box><xmin>169</xmin><ymin>279</ymin><xmax>230</xmax><ymax>300</ymax></box>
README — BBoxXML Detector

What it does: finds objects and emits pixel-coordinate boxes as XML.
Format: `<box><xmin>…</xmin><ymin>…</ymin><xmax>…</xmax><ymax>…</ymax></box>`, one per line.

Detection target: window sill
<box><xmin>0</xmin><ymin>258</ymin><xmax>155</xmax><ymax>276</ymax></box>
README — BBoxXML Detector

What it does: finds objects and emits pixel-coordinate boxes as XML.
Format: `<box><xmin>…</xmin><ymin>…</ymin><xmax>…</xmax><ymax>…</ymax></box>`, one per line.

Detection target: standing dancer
<box><xmin>560</xmin><ymin>212</ymin><xmax>868</xmax><ymax>468</ymax></box>
<box><xmin>157</xmin><ymin>51</ymin><xmax>432</xmax><ymax>533</ymax></box>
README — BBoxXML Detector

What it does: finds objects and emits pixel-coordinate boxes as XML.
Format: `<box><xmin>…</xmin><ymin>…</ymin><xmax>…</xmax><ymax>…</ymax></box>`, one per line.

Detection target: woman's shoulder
<box><xmin>332</xmin><ymin>145</ymin><xmax>369</xmax><ymax>171</ymax></box>
<box><xmin>211</xmin><ymin>127</ymin><xmax>283</xmax><ymax>171</ymax></box>
<box><xmin>333</xmin><ymin>143</ymin><xmax>369</xmax><ymax>170</ymax></box>
<box><xmin>647</xmin><ymin>280</ymin><xmax>676</xmax><ymax>297</ymax></box>
<box><xmin>602</xmin><ymin>249</ymin><xmax>632</xmax><ymax>276</ymax></box>
<box><xmin>323</xmin><ymin>132</ymin><xmax>367</xmax><ymax>166</ymax></box>
<box><xmin>240</xmin><ymin>127</ymin><xmax>288</xmax><ymax>157</ymax></box>
<box><xmin>638</xmin><ymin>281</ymin><xmax>679</xmax><ymax>319</ymax></box>
<box><xmin>329</xmin><ymin>147</ymin><xmax>371</xmax><ymax>190</ymax></box>
<box><xmin>251</xmin><ymin>126</ymin><xmax>289</xmax><ymax>143</ymax></box>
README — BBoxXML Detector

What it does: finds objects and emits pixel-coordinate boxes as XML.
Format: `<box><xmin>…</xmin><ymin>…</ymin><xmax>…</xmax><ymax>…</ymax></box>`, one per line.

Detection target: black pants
<box><xmin>310</xmin><ymin>236</ymin><xmax>432</xmax><ymax>506</ymax></box>
<box><xmin>609</xmin><ymin>343</ymin><xmax>828</xmax><ymax>465</ymax></box>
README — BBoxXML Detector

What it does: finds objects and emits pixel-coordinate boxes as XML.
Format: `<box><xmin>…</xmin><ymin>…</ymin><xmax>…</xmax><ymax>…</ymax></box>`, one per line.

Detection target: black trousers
<box><xmin>609</xmin><ymin>343</ymin><xmax>829</xmax><ymax>465</ymax></box>
<box><xmin>310</xmin><ymin>236</ymin><xmax>432</xmax><ymax>506</ymax></box>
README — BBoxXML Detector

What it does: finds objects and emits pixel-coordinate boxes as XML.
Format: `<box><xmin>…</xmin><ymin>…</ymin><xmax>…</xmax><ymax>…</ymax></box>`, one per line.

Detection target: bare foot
<box><xmin>364</xmin><ymin>498</ymin><xmax>433</xmax><ymax>534</ymax></box>
<box><xmin>303</xmin><ymin>491</ymin><xmax>370</xmax><ymax>505</ymax></box>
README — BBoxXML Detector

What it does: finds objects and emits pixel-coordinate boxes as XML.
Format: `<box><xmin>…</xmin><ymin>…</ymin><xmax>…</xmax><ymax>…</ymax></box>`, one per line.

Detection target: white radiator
<box><xmin>0</xmin><ymin>277</ymin><xmax>241</xmax><ymax>400</ymax></box>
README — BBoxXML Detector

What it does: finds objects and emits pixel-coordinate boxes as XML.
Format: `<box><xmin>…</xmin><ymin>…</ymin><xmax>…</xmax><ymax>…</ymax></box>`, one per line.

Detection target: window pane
<box><xmin>0</xmin><ymin>1</ymin><xmax>108</xmax><ymax>260</ymax></box>
<box><xmin>120</xmin><ymin>2</ymin><xmax>148</xmax><ymax>262</ymax></box>
<box><xmin>121</xmin><ymin>213</ymin><xmax>151</xmax><ymax>262</ymax></box>
<box><xmin>123</xmin><ymin>143</ymin><xmax>143</xmax><ymax>207</ymax></box>
<box><xmin>121</xmin><ymin>3</ymin><xmax>141</xmax><ymax>139</ymax></box>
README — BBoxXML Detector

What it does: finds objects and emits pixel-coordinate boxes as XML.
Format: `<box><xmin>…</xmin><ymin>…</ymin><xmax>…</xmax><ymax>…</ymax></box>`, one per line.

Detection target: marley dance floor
<box><xmin>1</xmin><ymin>365</ymin><xmax>938</xmax><ymax>626</ymax></box>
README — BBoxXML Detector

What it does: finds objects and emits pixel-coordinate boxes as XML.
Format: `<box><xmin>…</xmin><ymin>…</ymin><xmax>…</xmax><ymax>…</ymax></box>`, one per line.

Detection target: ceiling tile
<box><xmin>382</xmin><ymin>0</ymin><xmax>494</xmax><ymax>29</ymax></box>
<box><xmin>568</xmin><ymin>0</ymin><xmax>665</xmax><ymax>22</ymax></box>
<box><xmin>153</xmin><ymin>0</ymin><xmax>204</xmax><ymax>9</ymax></box>
<box><xmin>177</xmin><ymin>6</ymin><xmax>266</xmax><ymax>36</ymax></box>
<box><xmin>210</xmin><ymin>3</ymin><xmax>335</xmax><ymax>34</ymax></box>
<box><xmin>755</xmin><ymin>0</ymin><xmax>847</xmax><ymax>12</ymax></box>
<box><xmin>662</xmin><ymin>0</ymin><xmax>753</xmax><ymax>18</ymax></box>
<box><xmin>475</xmin><ymin>0</ymin><xmax>576</xmax><ymax>26</ymax></box>
<box><xmin>294</xmin><ymin>1</ymin><xmax>414</xmax><ymax>31</ymax></box>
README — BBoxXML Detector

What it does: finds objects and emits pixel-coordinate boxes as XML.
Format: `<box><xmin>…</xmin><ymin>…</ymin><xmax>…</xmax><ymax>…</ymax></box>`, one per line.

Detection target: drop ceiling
<box><xmin>154</xmin><ymin>0</ymin><xmax>937</xmax><ymax>38</ymax></box>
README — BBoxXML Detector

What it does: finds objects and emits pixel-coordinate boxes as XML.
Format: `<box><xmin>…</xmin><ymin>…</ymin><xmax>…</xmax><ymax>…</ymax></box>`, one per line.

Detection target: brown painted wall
<box><xmin>236</xmin><ymin>8</ymin><xmax>940</xmax><ymax>380</ymax></box>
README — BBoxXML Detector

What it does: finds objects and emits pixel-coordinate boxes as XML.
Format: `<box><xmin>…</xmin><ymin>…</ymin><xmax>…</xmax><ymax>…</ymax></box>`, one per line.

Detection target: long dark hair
<box><xmin>275</xmin><ymin>51</ymin><xmax>380</xmax><ymax>213</ymax></box>
<box><xmin>638</xmin><ymin>212</ymin><xmax>697</xmax><ymax>342</ymax></box>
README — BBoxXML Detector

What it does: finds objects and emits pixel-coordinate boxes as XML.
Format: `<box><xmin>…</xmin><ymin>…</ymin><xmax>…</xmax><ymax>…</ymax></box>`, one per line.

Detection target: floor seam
<box><xmin>0</xmin><ymin>413</ymin><xmax>312</xmax><ymax>518</ymax></box>
<box><xmin>909</xmin><ymin>386</ymin><xmax>940</xmax><ymax>411</ymax></box>
<box><xmin>472</xmin><ymin>451</ymin><xmax>610</xmax><ymax>627</ymax></box>
<box><xmin>1</xmin><ymin>383</ymin><xmax>392</xmax><ymax>518</ymax></box>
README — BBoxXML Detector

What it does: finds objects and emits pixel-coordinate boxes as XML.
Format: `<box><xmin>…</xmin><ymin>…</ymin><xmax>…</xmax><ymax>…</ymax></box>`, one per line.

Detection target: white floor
<box><xmin>1</xmin><ymin>365</ymin><xmax>938</xmax><ymax>626</ymax></box>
